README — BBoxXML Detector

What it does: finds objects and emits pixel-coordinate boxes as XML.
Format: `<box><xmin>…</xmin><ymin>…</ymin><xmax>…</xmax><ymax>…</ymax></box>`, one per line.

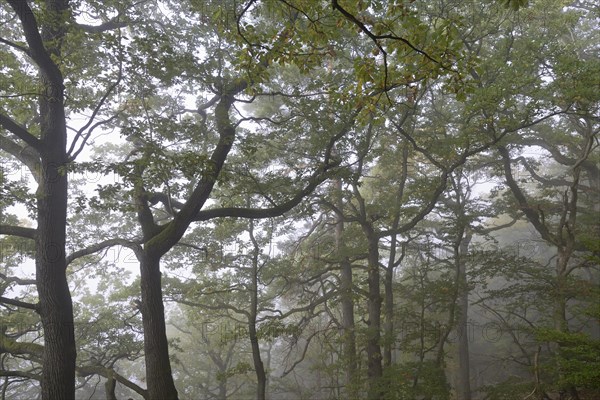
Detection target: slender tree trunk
<box><xmin>248</xmin><ymin>318</ymin><xmax>266</xmax><ymax>400</ymax></box>
<box><xmin>555</xmin><ymin>249</ymin><xmax>580</xmax><ymax>400</ymax></box>
<box><xmin>249</xmin><ymin>272</ymin><xmax>267</xmax><ymax>400</ymax></box>
<box><xmin>383</xmin><ymin>239</ymin><xmax>395</xmax><ymax>367</ymax></box>
<box><xmin>365</xmin><ymin>233</ymin><xmax>383</xmax><ymax>400</ymax></box>
<box><xmin>249</xmin><ymin>221</ymin><xmax>267</xmax><ymax>400</ymax></box>
<box><xmin>139</xmin><ymin>253</ymin><xmax>178</xmax><ymax>400</ymax></box>
<box><xmin>456</xmin><ymin>229</ymin><xmax>473</xmax><ymax>400</ymax></box>
<box><xmin>334</xmin><ymin>179</ymin><xmax>357</xmax><ymax>393</ymax></box>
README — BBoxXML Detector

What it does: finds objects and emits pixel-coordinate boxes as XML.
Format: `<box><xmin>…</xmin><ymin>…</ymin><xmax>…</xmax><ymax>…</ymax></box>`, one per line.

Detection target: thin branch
<box><xmin>0</xmin><ymin>272</ymin><xmax>36</xmax><ymax>286</ymax></box>
<box><xmin>77</xmin><ymin>21</ymin><xmax>128</xmax><ymax>33</ymax></box>
<box><xmin>331</xmin><ymin>0</ymin><xmax>446</xmax><ymax>68</ymax></box>
<box><xmin>0</xmin><ymin>36</ymin><xmax>31</xmax><ymax>56</ymax></box>
<box><xmin>68</xmin><ymin>39</ymin><xmax>123</xmax><ymax>160</ymax></box>
<box><xmin>66</xmin><ymin>238</ymin><xmax>143</xmax><ymax>265</ymax></box>
<box><xmin>0</xmin><ymin>296</ymin><xmax>39</xmax><ymax>311</ymax></box>
<box><xmin>77</xmin><ymin>365</ymin><xmax>148</xmax><ymax>399</ymax></box>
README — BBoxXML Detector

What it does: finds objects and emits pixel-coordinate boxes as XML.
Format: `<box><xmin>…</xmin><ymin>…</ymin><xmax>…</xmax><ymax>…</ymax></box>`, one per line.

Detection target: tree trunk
<box><xmin>555</xmin><ymin>249</ymin><xmax>580</xmax><ymax>400</ymax></box>
<box><xmin>383</xmin><ymin>238</ymin><xmax>395</xmax><ymax>368</ymax></box>
<box><xmin>365</xmin><ymin>233</ymin><xmax>383</xmax><ymax>400</ymax></box>
<box><xmin>29</xmin><ymin>0</ymin><xmax>77</xmax><ymax>397</ymax></box>
<box><xmin>36</xmin><ymin>158</ymin><xmax>75</xmax><ymax>399</ymax></box>
<box><xmin>456</xmin><ymin>229</ymin><xmax>473</xmax><ymax>400</ymax></box>
<box><xmin>334</xmin><ymin>179</ymin><xmax>357</xmax><ymax>393</ymax></box>
<box><xmin>105</xmin><ymin>377</ymin><xmax>117</xmax><ymax>400</ymax></box>
<box><xmin>139</xmin><ymin>253</ymin><xmax>178</xmax><ymax>400</ymax></box>
<box><xmin>249</xmin><ymin>266</ymin><xmax>267</xmax><ymax>400</ymax></box>
<box><xmin>249</xmin><ymin>220</ymin><xmax>267</xmax><ymax>400</ymax></box>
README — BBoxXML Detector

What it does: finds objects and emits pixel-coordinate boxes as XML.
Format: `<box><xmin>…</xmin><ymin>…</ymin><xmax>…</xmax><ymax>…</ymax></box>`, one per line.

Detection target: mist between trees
<box><xmin>1</xmin><ymin>0</ymin><xmax>598</xmax><ymax>400</ymax></box>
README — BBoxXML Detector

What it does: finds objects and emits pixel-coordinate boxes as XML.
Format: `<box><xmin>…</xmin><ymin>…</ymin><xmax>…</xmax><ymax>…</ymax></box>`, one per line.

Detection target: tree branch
<box><xmin>0</xmin><ymin>296</ymin><xmax>39</xmax><ymax>311</ymax></box>
<box><xmin>77</xmin><ymin>365</ymin><xmax>148</xmax><ymax>399</ymax></box>
<box><xmin>0</xmin><ymin>36</ymin><xmax>31</xmax><ymax>56</ymax></box>
<box><xmin>498</xmin><ymin>145</ymin><xmax>557</xmax><ymax>245</ymax></box>
<box><xmin>66</xmin><ymin>238</ymin><xmax>143</xmax><ymax>265</ymax></box>
<box><xmin>76</xmin><ymin>21</ymin><xmax>128</xmax><ymax>33</ymax></box>
<box><xmin>6</xmin><ymin>0</ymin><xmax>63</xmax><ymax>84</ymax></box>
<box><xmin>0</xmin><ymin>224</ymin><xmax>36</xmax><ymax>239</ymax></box>
<box><xmin>0</xmin><ymin>111</ymin><xmax>41</xmax><ymax>150</ymax></box>
<box><xmin>0</xmin><ymin>272</ymin><xmax>36</xmax><ymax>286</ymax></box>
<box><xmin>0</xmin><ymin>134</ymin><xmax>41</xmax><ymax>182</ymax></box>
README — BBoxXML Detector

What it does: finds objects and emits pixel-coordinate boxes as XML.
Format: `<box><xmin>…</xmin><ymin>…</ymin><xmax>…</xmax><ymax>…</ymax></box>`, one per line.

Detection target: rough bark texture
<box><xmin>17</xmin><ymin>0</ymin><xmax>78</xmax><ymax>397</ymax></box>
<box><xmin>139</xmin><ymin>254</ymin><xmax>178</xmax><ymax>400</ymax></box>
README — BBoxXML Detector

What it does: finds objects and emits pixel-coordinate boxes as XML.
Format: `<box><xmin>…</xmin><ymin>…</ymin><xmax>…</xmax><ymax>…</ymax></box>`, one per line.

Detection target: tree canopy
<box><xmin>0</xmin><ymin>0</ymin><xmax>598</xmax><ymax>399</ymax></box>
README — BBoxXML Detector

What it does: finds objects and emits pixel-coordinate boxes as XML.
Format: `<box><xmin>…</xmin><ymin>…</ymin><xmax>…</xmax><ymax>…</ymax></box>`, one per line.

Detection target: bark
<box><xmin>334</xmin><ymin>179</ymin><xmax>357</xmax><ymax>393</ymax></box>
<box><xmin>365</xmin><ymin>232</ymin><xmax>383</xmax><ymax>400</ymax></box>
<box><xmin>23</xmin><ymin>0</ymin><xmax>77</xmax><ymax>397</ymax></box>
<box><xmin>249</xmin><ymin>222</ymin><xmax>267</xmax><ymax>400</ymax></box>
<box><xmin>139</xmin><ymin>253</ymin><xmax>178</xmax><ymax>400</ymax></box>
<box><xmin>383</xmin><ymin>236</ymin><xmax>401</xmax><ymax>368</ymax></box>
<box><xmin>105</xmin><ymin>377</ymin><xmax>117</xmax><ymax>400</ymax></box>
<box><xmin>500</xmin><ymin>144</ymin><xmax>585</xmax><ymax>399</ymax></box>
<box><xmin>456</xmin><ymin>229</ymin><xmax>473</xmax><ymax>400</ymax></box>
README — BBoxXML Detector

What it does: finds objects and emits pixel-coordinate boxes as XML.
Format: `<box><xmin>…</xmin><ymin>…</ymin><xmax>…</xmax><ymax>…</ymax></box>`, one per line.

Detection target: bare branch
<box><xmin>0</xmin><ymin>36</ymin><xmax>31</xmax><ymax>56</ymax></box>
<box><xmin>77</xmin><ymin>21</ymin><xmax>128</xmax><ymax>33</ymax></box>
<box><xmin>0</xmin><ymin>272</ymin><xmax>36</xmax><ymax>286</ymax></box>
<box><xmin>77</xmin><ymin>365</ymin><xmax>148</xmax><ymax>399</ymax></box>
<box><xmin>66</xmin><ymin>238</ymin><xmax>143</xmax><ymax>265</ymax></box>
<box><xmin>0</xmin><ymin>296</ymin><xmax>39</xmax><ymax>311</ymax></box>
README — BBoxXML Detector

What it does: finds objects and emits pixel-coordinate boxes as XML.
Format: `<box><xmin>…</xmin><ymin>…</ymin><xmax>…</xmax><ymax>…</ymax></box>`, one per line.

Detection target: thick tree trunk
<box><xmin>139</xmin><ymin>253</ymin><xmax>178</xmax><ymax>400</ymax></box>
<box><xmin>105</xmin><ymin>377</ymin><xmax>117</xmax><ymax>400</ymax></box>
<box><xmin>28</xmin><ymin>0</ymin><xmax>77</xmax><ymax>398</ymax></box>
<box><xmin>36</xmin><ymin>159</ymin><xmax>75</xmax><ymax>399</ymax></box>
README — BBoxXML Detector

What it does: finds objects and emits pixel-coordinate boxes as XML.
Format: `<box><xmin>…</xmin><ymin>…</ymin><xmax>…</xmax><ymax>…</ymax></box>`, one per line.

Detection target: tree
<box><xmin>0</xmin><ymin>1</ymin><xmax>127</xmax><ymax>397</ymax></box>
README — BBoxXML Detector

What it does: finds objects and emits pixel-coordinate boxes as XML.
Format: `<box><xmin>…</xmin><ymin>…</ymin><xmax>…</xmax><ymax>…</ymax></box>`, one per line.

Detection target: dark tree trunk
<box><xmin>34</xmin><ymin>0</ymin><xmax>76</xmax><ymax>395</ymax></box>
<box><xmin>555</xmin><ymin>250</ymin><xmax>580</xmax><ymax>400</ymax></box>
<box><xmin>249</xmin><ymin>320</ymin><xmax>266</xmax><ymax>400</ymax></box>
<box><xmin>383</xmin><ymin>235</ymin><xmax>398</xmax><ymax>368</ymax></box>
<box><xmin>105</xmin><ymin>377</ymin><xmax>117</xmax><ymax>400</ymax></box>
<box><xmin>139</xmin><ymin>253</ymin><xmax>178</xmax><ymax>400</ymax></box>
<box><xmin>334</xmin><ymin>179</ymin><xmax>357</xmax><ymax>393</ymax></box>
<box><xmin>365</xmin><ymin>233</ymin><xmax>383</xmax><ymax>400</ymax></box>
<box><xmin>249</xmin><ymin>221</ymin><xmax>267</xmax><ymax>400</ymax></box>
<box><xmin>456</xmin><ymin>229</ymin><xmax>472</xmax><ymax>400</ymax></box>
<box><xmin>36</xmin><ymin>159</ymin><xmax>75</xmax><ymax>399</ymax></box>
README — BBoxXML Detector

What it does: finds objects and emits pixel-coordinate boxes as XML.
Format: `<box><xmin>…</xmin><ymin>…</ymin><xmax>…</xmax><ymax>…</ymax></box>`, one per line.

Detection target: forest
<box><xmin>0</xmin><ymin>0</ymin><xmax>598</xmax><ymax>399</ymax></box>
